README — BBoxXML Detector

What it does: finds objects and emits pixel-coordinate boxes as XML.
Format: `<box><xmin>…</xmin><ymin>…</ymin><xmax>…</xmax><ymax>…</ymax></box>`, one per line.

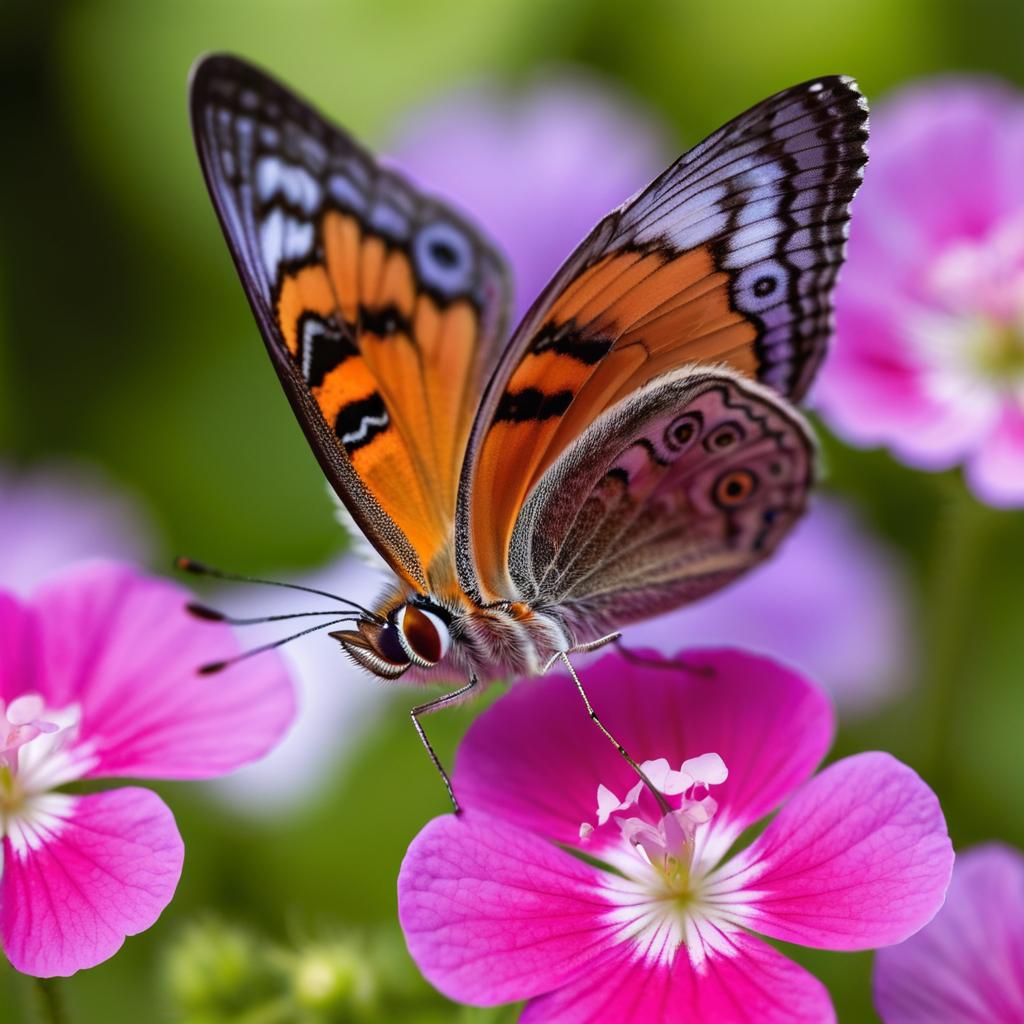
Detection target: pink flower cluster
<box><xmin>0</xmin><ymin>561</ymin><xmax>294</xmax><ymax>976</ymax></box>
<box><xmin>399</xmin><ymin>650</ymin><xmax>953</xmax><ymax>1022</ymax></box>
<box><xmin>819</xmin><ymin>79</ymin><xmax>1024</xmax><ymax>507</ymax></box>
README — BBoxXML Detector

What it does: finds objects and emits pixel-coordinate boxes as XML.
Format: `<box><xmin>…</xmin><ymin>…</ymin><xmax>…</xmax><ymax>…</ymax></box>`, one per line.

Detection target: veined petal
<box><xmin>1</xmin><ymin>787</ymin><xmax>183</xmax><ymax>977</ymax></box>
<box><xmin>873</xmin><ymin>843</ymin><xmax>1024</xmax><ymax>1023</ymax></box>
<box><xmin>25</xmin><ymin>560</ymin><xmax>295</xmax><ymax>779</ymax></box>
<box><xmin>398</xmin><ymin>812</ymin><xmax>619</xmax><ymax>1006</ymax></box>
<box><xmin>714</xmin><ymin>752</ymin><xmax>952</xmax><ymax>951</ymax></box>
<box><xmin>454</xmin><ymin>649</ymin><xmax>832</xmax><ymax>859</ymax></box>
<box><xmin>520</xmin><ymin>929</ymin><xmax>835</xmax><ymax>1024</ymax></box>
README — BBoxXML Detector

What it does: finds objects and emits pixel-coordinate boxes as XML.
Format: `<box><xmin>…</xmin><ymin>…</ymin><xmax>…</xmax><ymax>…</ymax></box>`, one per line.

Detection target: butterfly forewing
<box><xmin>190</xmin><ymin>55</ymin><xmax>511</xmax><ymax>590</ymax></box>
<box><xmin>458</xmin><ymin>76</ymin><xmax>868</xmax><ymax>602</ymax></box>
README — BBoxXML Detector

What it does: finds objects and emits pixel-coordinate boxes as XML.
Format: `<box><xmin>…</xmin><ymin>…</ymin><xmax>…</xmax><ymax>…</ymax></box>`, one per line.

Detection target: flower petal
<box><xmin>873</xmin><ymin>843</ymin><xmax>1024</xmax><ymax>1023</ymax></box>
<box><xmin>25</xmin><ymin>560</ymin><xmax>296</xmax><ymax>779</ymax></box>
<box><xmin>966</xmin><ymin>402</ymin><xmax>1024</xmax><ymax>509</ymax></box>
<box><xmin>520</xmin><ymin>930</ymin><xmax>835</xmax><ymax>1024</ymax></box>
<box><xmin>1</xmin><ymin>787</ymin><xmax>184</xmax><ymax>977</ymax></box>
<box><xmin>454</xmin><ymin>649</ymin><xmax>832</xmax><ymax>852</ymax></box>
<box><xmin>398</xmin><ymin>813</ymin><xmax>618</xmax><ymax>1006</ymax></box>
<box><xmin>0</xmin><ymin>590</ymin><xmax>34</xmax><ymax>702</ymax></box>
<box><xmin>717</xmin><ymin>752</ymin><xmax>952</xmax><ymax>950</ymax></box>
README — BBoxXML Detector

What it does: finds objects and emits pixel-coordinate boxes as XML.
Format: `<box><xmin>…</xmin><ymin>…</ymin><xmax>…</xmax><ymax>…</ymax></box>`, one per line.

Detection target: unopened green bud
<box><xmin>163</xmin><ymin>917</ymin><xmax>271</xmax><ymax>1016</ymax></box>
<box><xmin>288</xmin><ymin>940</ymin><xmax>376</xmax><ymax>1015</ymax></box>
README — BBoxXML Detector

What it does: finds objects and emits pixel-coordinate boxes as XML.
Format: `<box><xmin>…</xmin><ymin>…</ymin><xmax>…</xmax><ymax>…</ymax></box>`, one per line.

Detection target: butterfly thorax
<box><xmin>332</xmin><ymin>584</ymin><xmax>574</xmax><ymax>684</ymax></box>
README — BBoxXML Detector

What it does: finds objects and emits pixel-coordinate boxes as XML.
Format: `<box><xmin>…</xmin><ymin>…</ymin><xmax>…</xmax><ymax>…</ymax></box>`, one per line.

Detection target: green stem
<box><xmin>924</xmin><ymin>485</ymin><xmax>992</xmax><ymax>797</ymax></box>
<box><xmin>31</xmin><ymin>978</ymin><xmax>69</xmax><ymax>1024</ymax></box>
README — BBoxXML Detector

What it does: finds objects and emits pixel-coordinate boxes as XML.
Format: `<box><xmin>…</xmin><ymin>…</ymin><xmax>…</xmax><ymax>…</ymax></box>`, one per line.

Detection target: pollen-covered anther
<box><xmin>579</xmin><ymin>752</ymin><xmax>731</xmax><ymax>967</ymax></box>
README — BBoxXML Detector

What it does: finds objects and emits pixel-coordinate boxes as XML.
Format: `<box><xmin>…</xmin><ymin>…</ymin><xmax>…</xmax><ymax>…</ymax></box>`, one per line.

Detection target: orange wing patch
<box><xmin>276</xmin><ymin>265</ymin><xmax>336</xmax><ymax>354</ymax></box>
<box><xmin>470</xmin><ymin>244</ymin><xmax>757</xmax><ymax>600</ymax></box>
<box><xmin>274</xmin><ymin>210</ymin><xmax>490</xmax><ymax>578</ymax></box>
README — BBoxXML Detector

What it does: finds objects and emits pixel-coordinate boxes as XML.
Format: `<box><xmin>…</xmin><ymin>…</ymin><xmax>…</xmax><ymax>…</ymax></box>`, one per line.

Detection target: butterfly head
<box><xmin>331</xmin><ymin>597</ymin><xmax>453</xmax><ymax>680</ymax></box>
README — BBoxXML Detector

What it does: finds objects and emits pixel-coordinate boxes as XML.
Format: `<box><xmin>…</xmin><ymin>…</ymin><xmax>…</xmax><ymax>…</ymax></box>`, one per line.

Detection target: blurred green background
<box><xmin>2</xmin><ymin>0</ymin><xmax>1024</xmax><ymax>1020</ymax></box>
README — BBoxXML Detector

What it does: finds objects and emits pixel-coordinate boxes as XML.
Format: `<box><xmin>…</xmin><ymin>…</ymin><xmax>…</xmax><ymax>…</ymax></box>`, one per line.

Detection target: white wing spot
<box><xmin>341</xmin><ymin>412</ymin><xmax>389</xmax><ymax>447</ymax></box>
<box><xmin>256</xmin><ymin>157</ymin><xmax>321</xmax><ymax>212</ymax></box>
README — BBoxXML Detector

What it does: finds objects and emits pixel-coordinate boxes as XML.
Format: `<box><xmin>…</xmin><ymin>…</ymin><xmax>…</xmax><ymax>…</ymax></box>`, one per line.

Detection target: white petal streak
<box><xmin>597</xmin><ymin>872</ymin><xmax>747</xmax><ymax>970</ymax></box>
<box><xmin>6</xmin><ymin>793</ymin><xmax>76</xmax><ymax>858</ymax></box>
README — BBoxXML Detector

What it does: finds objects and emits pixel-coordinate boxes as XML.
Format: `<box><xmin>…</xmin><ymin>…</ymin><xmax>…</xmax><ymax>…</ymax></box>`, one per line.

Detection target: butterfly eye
<box><xmin>714</xmin><ymin>469</ymin><xmax>759</xmax><ymax>507</ymax></box>
<box><xmin>705</xmin><ymin>422</ymin><xmax>745</xmax><ymax>452</ymax></box>
<box><xmin>396</xmin><ymin>603</ymin><xmax>451</xmax><ymax>667</ymax></box>
<box><xmin>376</xmin><ymin>623</ymin><xmax>411</xmax><ymax>666</ymax></box>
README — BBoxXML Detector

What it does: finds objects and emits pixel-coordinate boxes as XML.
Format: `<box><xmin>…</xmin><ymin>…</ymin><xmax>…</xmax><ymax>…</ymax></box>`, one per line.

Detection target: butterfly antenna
<box><xmin>175</xmin><ymin>557</ymin><xmax>384</xmax><ymax>623</ymax></box>
<box><xmin>187</xmin><ymin>603</ymin><xmax>354</xmax><ymax>625</ymax></box>
<box><xmin>198</xmin><ymin>616</ymin><xmax>354</xmax><ymax>675</ymax></box>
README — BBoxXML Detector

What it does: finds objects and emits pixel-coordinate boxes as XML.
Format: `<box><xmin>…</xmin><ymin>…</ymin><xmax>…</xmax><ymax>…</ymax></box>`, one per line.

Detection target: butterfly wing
<box><xmin>190</xmin><ymin>55</ymin><xmax>510</xmax><ymax>590</ymax></box>
<box><xmin>509</xmin><ymin>367</ymin><xmax>814</xmax><ymax>636</ymax></box>
<box><xmin>457</xmin><ymin>76</ymin><xmax>867</xmax><ymax>601</ymax></box>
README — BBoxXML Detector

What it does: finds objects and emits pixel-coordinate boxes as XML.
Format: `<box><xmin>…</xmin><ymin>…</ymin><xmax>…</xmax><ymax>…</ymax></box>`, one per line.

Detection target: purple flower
<box><xmin>0</xmin><ymin>461</ymin><xmax>154</xmax><ymax>593</ymax></box>
<box><xmin>874</xmin><ymin>843</ymin><xmax>1024</xmax><ymax>1022</ymax></box>
<box><xmin>391</xmin><ymin>75</ymin><xmax>669</xmax><ymax>320</ymax></box>
<box><xmin>0</xmin><ymin>561</ymin><xmax>295</xmax><ymax>976</ymax></box>
<box><xmin>623</xmin><ymin>498</ymin><xmax>910</xmax><ymax>714</ymax></box>
<box><xmin>398</xmin><ymin>650</ymin><xmax>952</xmax><ymax>1022</ymax></box>
<box><xmin>817</xmin><ymin>79</ymin><xmax>1024</xmax><ymax>507</ymax></box>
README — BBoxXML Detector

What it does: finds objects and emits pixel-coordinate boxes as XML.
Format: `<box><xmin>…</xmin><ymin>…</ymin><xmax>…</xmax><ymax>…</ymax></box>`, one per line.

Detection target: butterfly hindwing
<box><xmin>458</xmin><ymin>75</ymin><xmax>867</xmax><ymax>602</ymax></box>
<box><xmin>190</xmin><ymin>55</ymin><xmax>510</xmax><ymax>589</ymax></box>
<box><xmin>508</xmin><ymin>367</ymin><xmax>815</xmax><ymax>636</ymax></box>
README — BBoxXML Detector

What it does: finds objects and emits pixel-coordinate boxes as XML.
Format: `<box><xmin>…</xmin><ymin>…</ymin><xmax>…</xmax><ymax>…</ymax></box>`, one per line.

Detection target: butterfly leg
<box><xmin>554</xmin><ymin>652</ymin><xmax>672</xmax><ymax>816</ymax></box>
<box><xmin>410</xmin><ymin>673</ymin><xmax>478</xmax><ymax>815</ymax></box>
<box><xmin>614</xmin><ymin>639</ymin><xmax>716</xmax><ymax>678</ymax></box>
<box><xmin>541</xmin><ymin>632</ymin><xmax>622</xmax><ymax>673</ymax></box>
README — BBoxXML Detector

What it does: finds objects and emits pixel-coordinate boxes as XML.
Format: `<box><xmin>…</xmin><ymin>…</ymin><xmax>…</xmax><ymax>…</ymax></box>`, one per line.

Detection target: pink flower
<box><xmin>391</xmin><ymin>75</ymin><xmax>669</xmax><ymax>320</ymax></box>
<box><xmin>817</xmin><ymin>79</ymin><xmax>1024</xmax><ymax>507</ymax></box>
<box><xmin>873</xmin><ymin>843</ymin><xmax>1024</xmax><ymax>1022</ymax></box>
<box><xmin>0</xmin><ymin>560</ymin><xmax>296</xmax><ymax>977</ymax></box>
<box><xmin>398</xmin><ymin>650</ymin><xmax>952</xmax><ymax>1023</ymax></box>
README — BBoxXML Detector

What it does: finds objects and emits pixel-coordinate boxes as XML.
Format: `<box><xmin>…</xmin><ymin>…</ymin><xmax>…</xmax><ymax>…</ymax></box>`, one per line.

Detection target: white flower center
<box><xmin>0</xmin><ymin>696</ymin><xmax>94</xmax><ymax>863</ymax></box>
<box><xmin>580</xmin><ymin>753</ymin><xmax>753</xmax><ymax>970</ymax></box>
<box><xmin>909</xmin><ymin>217</ymin><xmax>1024</xmax><ymax>407</ymax></box>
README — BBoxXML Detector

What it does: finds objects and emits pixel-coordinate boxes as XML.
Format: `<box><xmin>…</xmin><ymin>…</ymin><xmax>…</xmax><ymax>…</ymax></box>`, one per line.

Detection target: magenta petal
<box><xmin>0</xmin><ymin>590</ymin><xmax>33</xmax><ymax>701</ymax></box>
<box><xmin>724</xmin><ymin>752</ymin><xmax>952</xmax><ymax>950</ymax></box>
<box><xmin>965</xmin><ymin>403</ymin><xmax>1024</xmax><ymax>508</ymax></box>
<box><xmin>26</xmin><ymin>561</ymin><xmax>296</xmax><ymax>779</ymax></box>
<box><xmin>521</xmin><ymin>931</ymin><xmax>834</xmax><ymax>1024</ymax></box>
<box><xmin>873</xmin><ymin>843</ymin><xmax>1024</xmax><ymax>1023</ymax></box>
<box><xmin>398</xmin><ymin>813</ymin><xmax>617</xmax><ymax>1005</ymax></box>
<box><xmin>454</xmin><ymin>649</ymin><xmax>833</xmax><ymax>849</ymax></box>
<box><xmin>1</xmin><ymin>788</ymin><xmax>184</xmax><ymax>977</ymax></box>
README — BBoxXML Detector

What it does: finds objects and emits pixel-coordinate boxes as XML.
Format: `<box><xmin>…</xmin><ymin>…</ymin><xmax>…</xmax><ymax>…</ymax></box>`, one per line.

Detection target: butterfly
<box><xmin>189</xmin><ymin>54</ymin><xmax>868</xmax><ymax>801</ymax></box>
